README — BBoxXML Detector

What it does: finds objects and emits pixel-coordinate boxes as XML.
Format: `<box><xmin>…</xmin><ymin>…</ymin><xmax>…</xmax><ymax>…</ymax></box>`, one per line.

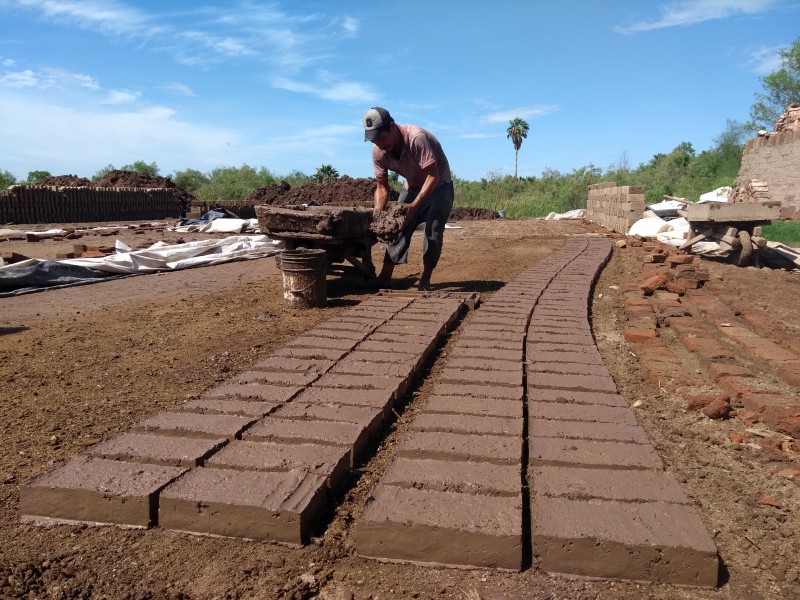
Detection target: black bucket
<box><xmin>277</xmin><ymin>249</ymin><xmax>327</xmax><ymax>308</ymax></box>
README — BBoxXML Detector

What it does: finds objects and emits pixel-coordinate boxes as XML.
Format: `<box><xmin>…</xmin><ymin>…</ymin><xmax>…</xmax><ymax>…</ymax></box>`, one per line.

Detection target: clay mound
<box><xmin>91</xmin><ymin>170</ymin><xmax>176</xmax><ymax>189</ymax></box>
<box><xmin>450</xmin><ymin>207</ymin><xmax>501</xmax><ymax>221</ymax></box>
<box><xmin>371</xmin><ymin>206</ymin><xmax>405</xmax><ymax>243</ymax></box>
<box><xmin>36</xmin><ymin>175</ymin><xmax>91</xmax><ymax>187</ymax></box>
<box><xmin>246</xmin><ymin>181</ymin><xmax>292</xmax><ymax>205</ymax></box>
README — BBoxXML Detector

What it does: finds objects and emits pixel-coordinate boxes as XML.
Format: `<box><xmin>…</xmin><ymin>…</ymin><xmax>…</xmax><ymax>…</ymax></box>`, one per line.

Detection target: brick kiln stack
<box><xmin>586</xmin><ymin>183</ymin><xmax>646</xmax><ymax>234</ymax></box>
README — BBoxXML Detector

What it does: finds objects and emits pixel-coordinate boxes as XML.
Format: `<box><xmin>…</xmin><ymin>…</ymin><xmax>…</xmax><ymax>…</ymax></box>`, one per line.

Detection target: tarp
<box><xmin>0</xmin><ymin>235</ymin><xmax>283</xmax><ymax>296</ymax></box>
<box><xmin>171</xmin><ymin>208</ymin><xmax>259</xmax><ymax>234</ymax></box>
<box><xmin>544</xmin><ymin>209</ymin><xmax>587</xmax><ymax>220</ymax></box>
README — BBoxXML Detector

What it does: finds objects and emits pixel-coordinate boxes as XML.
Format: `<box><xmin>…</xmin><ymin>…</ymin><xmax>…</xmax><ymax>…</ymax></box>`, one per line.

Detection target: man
<box><xmin>364</xmin><ymin>106</ymin><xmax>453</xmax><ymax>291</ymax></box>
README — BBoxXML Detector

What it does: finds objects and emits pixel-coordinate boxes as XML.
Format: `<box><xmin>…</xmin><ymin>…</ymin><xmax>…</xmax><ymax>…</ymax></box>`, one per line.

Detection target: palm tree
<box><xmin>506</xmin><ymin>118</ymin><xmax>530</xmax><ymax>178</ymax></box>
<box><xmin>314</xmin><ymin>164</ymin><xmax>339</xmax><ymax>184</ymax></box>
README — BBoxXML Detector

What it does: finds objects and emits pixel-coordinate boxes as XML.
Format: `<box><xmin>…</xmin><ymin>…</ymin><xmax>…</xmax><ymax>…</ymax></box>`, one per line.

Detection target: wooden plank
<box><xmin>686</xmin><ymin>202</ymin><xmax>780</xmax><ymax>223</ymax></box>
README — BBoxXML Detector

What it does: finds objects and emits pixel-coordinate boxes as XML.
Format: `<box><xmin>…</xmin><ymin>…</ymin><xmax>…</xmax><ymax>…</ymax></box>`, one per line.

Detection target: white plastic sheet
<box><xmin>544</xmin><ymin>209</ymin><xmax>587</xmax><ymax>220</ymax></box>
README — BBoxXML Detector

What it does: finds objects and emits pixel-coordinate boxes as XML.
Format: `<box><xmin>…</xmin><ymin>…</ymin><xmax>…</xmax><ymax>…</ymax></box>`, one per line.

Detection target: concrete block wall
<box><xmin>0</xmin><ymin>186</ymin><xmax>183</xmax><ymax>224</ymax></box>
<box><xmin>586</xmin><ymin>182</ymin><xmax>646</xmax><ymax>234</ymax></box>
<box><xmin>737</xmin><ymin>129</ymin><xmax>799</xmax><ymax>211</ymax></box>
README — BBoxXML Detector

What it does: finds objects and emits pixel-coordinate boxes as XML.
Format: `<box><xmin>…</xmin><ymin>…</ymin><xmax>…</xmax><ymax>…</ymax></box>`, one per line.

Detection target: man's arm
<box><xmin>374</xmin><ymin>175</ymin><xmax>391</xmax><ymax>212</ymax></box>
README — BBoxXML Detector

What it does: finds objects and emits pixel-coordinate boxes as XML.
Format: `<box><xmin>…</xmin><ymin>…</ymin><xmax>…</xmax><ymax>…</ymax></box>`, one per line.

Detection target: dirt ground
<box><xmin>1</xmin><ymin>217</ymin><xmax>798</xmax><ymax>599</ymax></box>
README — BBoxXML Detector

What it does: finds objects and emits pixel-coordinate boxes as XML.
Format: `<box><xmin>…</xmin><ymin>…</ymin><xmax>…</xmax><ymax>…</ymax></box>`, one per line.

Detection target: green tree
<box><xmin>506</xmin><ymin>118</ymin><xmax>530</xmax><ymax>179</ymax></box>
<box><xmin>92</xmin><ymin>164</ymin><xmax>116</xmax><ymax>181</ymax></box>
<box><xmin>314</xmin><ymin>164</ymin><xmax>339</xmax><ymax>184</ymax></box>
<box><xmin>194</xmin><ymin>165</ymin><xmax>277</xmax><ymax>201</ymax></box>
<box><xmin>0</xmin><ymin>169</ymin><xmax>16</xmax><ymax>190</ymax></box>
<box><xmin>750</xmin><ymin>35</ymin><xmax>800</xmax><ymax>129</ymax></box>
<box><xmin>25</xmin><ymin>170</ymin><xmax>51</xmax><ymax>185</ymax></box>
<box><xmin>174</xmin><ymin>168</ymin><xmax>209</xmax><ymax>195</ymax></box>
<box><xmin>121</xmin><ymin>160</ymin><xmax>160</xmax><ymax>176</ymax></box>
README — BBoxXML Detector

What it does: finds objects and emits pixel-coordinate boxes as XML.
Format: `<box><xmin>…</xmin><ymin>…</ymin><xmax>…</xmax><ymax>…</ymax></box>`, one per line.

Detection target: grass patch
<box><xmin>762</xmin><ymin>221</ymin><xmax>800</xmax><ymax>246</ymax></box>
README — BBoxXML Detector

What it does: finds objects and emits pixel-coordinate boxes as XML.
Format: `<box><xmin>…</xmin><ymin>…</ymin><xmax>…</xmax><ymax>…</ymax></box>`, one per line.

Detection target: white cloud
<box><xmin>1</xmin><ymin>57</ymin><xmax>16</xmax><ymax>67</ymax></box>
<box><xmin>161</xmin><ymin>81</ymin><xmax>196</xmax><ymax>97</ymax></box>
<box><xmin>615</xmin><ymin>0</ymin><xmax>776</xmax><ymax>34</ymax></box>
<box><xmin>0</xmin><ymin>69</ymin><xmax>39</xmax><ymax>87</ymax></box>
<box><xmin>483</xmin><ymin>105</ymin><xmax>560</xmax><ymax>123</ymax></box>
<box><xmin>341</xmin><ymin>16</ymin><xmax>359</xmax><ymax>37</ymax></box>
<box><xmin>459</xmin><ymin>132</ymin><xmax>501</xmax><ymax>139</ymax></box>
<box><xmin>101</xmin><ymin>88</ymin><xmax>141</xmax><ymax>104</ymax></box>
<box><xmin>13</xmin><ymin>0</ymin><xmax>160</xmax><ymax>36</ymax></box>
<box><xmin>744</xmin><ymin>44</ymin><xmax>785</xmax><ymax>74</ymax></box>
<box><xmin>273</xmin><ymin>73</ymin><xmax>378</xmax><ymax>104</ymax></box>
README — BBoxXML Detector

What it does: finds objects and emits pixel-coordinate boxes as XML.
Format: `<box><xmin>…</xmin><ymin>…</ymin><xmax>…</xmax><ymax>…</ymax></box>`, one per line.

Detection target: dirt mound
<box><xmin>36</xmin><ymin>175</ymin><xmax>91</xmax><ymax>187</ymax></box>
<box><xmin>247</xmin><ymin>176</ymin><xmax>398</xmax><ymax>208</ymax></box>
<box><xmin>91</xmin><ymin>170</ymin><xmax>176</xmax><ymax>189</ymax></box>
<box><xmin>450</xmin><ymin>206</ymin><xmax>500</xmax><ymax>221</ymax></box>
<box><xmin>371</xmin><ymin>206</ymin><xmax>406</xmax><ymax>243</ymax></box>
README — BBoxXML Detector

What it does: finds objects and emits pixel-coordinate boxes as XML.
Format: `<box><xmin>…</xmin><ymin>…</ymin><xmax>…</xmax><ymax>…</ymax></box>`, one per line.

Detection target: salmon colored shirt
<box><xmin>372</xmin><ymin>124</ymin><xmax>452</xmax><ymax>189</ymax></box>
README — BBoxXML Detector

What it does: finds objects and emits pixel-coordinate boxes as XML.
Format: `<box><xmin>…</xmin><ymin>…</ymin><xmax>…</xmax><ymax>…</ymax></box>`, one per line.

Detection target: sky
<box><xmin>0</xmin><ymin>0</ymin><xmax>798</xmax><ymax>183</ymax></box>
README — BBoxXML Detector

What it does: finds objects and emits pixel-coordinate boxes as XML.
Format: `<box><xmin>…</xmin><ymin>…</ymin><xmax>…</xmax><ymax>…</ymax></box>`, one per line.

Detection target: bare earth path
<box><xmin>1</xmin><ymin>218</ymin><xmax>798</xmax><ymax>599</ymax></box>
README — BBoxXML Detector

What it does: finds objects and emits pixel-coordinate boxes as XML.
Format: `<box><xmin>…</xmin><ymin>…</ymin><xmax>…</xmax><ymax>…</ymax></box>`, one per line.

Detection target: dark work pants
<box><xmin>385</xmin><ymin>181</ymin><xmax>454</xmax><ymax>266</ymax></box>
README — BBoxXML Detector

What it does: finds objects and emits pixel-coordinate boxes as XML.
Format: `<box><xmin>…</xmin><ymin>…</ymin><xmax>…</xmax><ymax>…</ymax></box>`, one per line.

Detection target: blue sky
<box><xmin>0</xmin><ymin>0</ymin><xmax>798</xmax><ymax>183</ymax></box>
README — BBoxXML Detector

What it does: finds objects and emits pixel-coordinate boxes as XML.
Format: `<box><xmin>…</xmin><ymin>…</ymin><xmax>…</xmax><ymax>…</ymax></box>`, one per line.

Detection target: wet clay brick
<box><xmin>529</xmin><ymin>418</ymin><xmax>649</xmax><ymax>443</ymax></box>
<box><xmin>252</xmin><ymin>356</ymin><xmax>335</xmax><ymax>374</ymax></box>
<box><xmin>292</xmin><ymin>387</ymin><xmax>394</xmax><ymax>410</ymax></box>
<box><xmin>342</xmin><ymin>350</ymin><xmax>417</xmax><ymax>365</ymax></box>
<box><xmin>448</xmin><ymin>345</ymin><xmax>520</xmax><ymax>362</ymax></box>
<box><xmin>132</xmin><ymin>412</ymin><xmax>255</xmax><ymax>440</ymax></box>
<box><xmin>232</xmin><ymin>370</ymin><xmax>319</xmax><ymax>387</ymax></box>
<box><xmin>528</xmin><ymin>372</ymin><xmax>617</xmax><ymax>394</ymax></box>
<box><xmin>86</xmin><ymin>433</ymin><xmax>227</xmax><ymax>468</ymax></box>
<box><xmin>158</xmin><ymin>467</ymin><xmax>327</xmax><ymax>545</ymax></box>
<box><xmin>205</xmin><ymin>440</ymin><xmax>350</xmax><ymax>490</ymax></box>
<box><xmin>454</xmin><ymin>338</ymin><xmax>523</xmax><ymax>352</ymax></box>
<box><xmin>272</xmin><ymin>346</ymin><xmax>348</xmax><ymax>361</ymax></box>
<box><xmin>381</xmin><ymin>457</ymin><xmax>519</xmax><ymax>496</ymax></box>
<box><xmin>356</xmin><ymin>485</ymin><xmax>522</xmax><ymax>570</ymax></box>
<box><xmin>178</xmin><ymin>398</ymin><xmax>280</xmax><ymax>417</ymax></box>
<box><xmin>287</xmin><ymin>336</ymin><xmax>358</xmax><ymax>351</ymax></box>
<box><xmin>526</xmin><ymin>361</ymin><xmax>610</xmax><ymax>377</ymax></box>
<box><xmin>399</xmin><ymin>431</ymin><xmax>521</xmax><ymax>465</ymax></box>
<box><xmin>303</xmin><ymin>327</ymin><xmax>367</xmax><ymax>341</ymax></box>
<box><xmin>527</xmin><ymin>349</ymin><xmax>604</xmax><ymax>365</ymax></box>
<box><xmin>330</xmin><ymin>359</ymin><xmax>419</xmax><ymax>378</ymax></box>
<box><xmin>357</xmin><ymin>340</ymin><xmax>431</xmax><ymax>356</ymax></box>
<box><xmin>205</xmin><ymin>383</ymin><xmax>304</xmax><ymax>404</ymax></box>
<box><xmin>274</xmin><ymin>402</ymin><xmax>385</xmax><ymax>431</ymax></box>
<box><xmin>528</xmin><ymin>402</ymin><xmax>637</xmax><ymax>425</ymax></box>
<box><xmin>530</xmin><ymin>465</ymin><xmax>689</xmax><ymax>504</ymax></box>
<box><xmin>425</xmin><ymin>395</ymin><xmax>521</xmax><ymax>419</ymax></box>
<box><xmin>438</xmin><ymin>367</ymin><xmax>522</xmax><ymax>387</ymax></box>
<box><xmin>433</xmin><ymin>383</ymin><xmax>522</xmax><ymax>401</ymax></box>
<box><xmin>20</xmin><ymin>457</ymin><xmax>186</xmax><ymax>527</ymax></box>
<box><xmin>445</xmin><ymin>357</ymin><xmax>520</xmax><ymax>372</ymax></box>
<box><xmin>314</xmin><ymin>373</ymin><xmax>407</xmax><ymax>395</ymax></box>
<box><xmin>529</xmin><ymin>437</ymin><xmax>662</xmax><ymax>469</ymax></box>
<box><xmin>368</xmin><ymin>332</ymin><xmax>435</xmax><ymax>346</ymax></box>
<box><xmin>410</xmin><ymin>412</ymin><xmax>522</xmax><ymax>437</ymax></box>
<box><xmin>532</xmin><ymin>496</ymin><xmax>718</xmax><ymax>586</ymax></box>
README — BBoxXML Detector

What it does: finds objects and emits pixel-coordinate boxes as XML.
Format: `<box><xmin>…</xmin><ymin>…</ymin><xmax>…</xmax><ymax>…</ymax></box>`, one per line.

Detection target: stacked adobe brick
<box><xmin>586</xmin><ymin>183</ymin><xmax>646</xmax><ymax>234</ymax></box>
<box><xmin>356</xmin><ymin>237</ymin><xmax>719</xmax><ymax>586</ymax></box>
<box><xmin>21</xmin><ymin>295</ymin><xmax>465</xmax><ymax>545</ymax></box>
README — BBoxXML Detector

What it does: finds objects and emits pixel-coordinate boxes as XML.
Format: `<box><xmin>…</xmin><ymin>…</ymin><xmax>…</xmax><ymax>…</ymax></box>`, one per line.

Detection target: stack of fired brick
<box><xmin>586</xmin><ymin>182</ymin><xmax>646</xmax><ymax>234</ymax></box>
<box><xmin>20</xmin><ymin>295</ymin><xmax>465</xmax><ymax>546</ymax></box>
<box><xmin>0</xmin><ymin>186</ymin><xmax>182</xmax><ymax>224</ymax></box>
<box><xmin>356</xmin><ymin>237</ymin><xmax>719</xmax><ymax>586</ymax></box>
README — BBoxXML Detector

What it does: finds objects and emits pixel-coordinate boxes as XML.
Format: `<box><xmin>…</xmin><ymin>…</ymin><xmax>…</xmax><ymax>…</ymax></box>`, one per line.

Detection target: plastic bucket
<box><xmin>277</xmin><ymin>249</ymin><xmax>327</xmax><ymax>308</ymax></box>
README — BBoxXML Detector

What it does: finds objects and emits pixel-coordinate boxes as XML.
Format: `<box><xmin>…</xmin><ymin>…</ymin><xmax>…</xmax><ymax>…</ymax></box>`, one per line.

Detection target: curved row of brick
<box><xmin>355</xmin><ymin>237</ymin><xmax>719</xmax><ymax>586</ymax></box>
<box><xmin>20</xmin><ymin>294</ymin><xmax>466</xmax><ymax>545</ymax></box>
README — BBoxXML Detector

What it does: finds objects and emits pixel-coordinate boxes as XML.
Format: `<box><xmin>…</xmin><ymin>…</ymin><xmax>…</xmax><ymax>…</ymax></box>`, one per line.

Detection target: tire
<box><xmin>736</xmin><ymin>230</ymin><xmax>753</xmax><ymax>267</ymax></box>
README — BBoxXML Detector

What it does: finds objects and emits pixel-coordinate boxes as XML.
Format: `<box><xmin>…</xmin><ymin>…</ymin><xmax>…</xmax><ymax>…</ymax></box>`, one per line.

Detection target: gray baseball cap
<box><xmin>363</xmin><ymin>107</ymin><xmax>393</xmax><ymax>141</ymax></box>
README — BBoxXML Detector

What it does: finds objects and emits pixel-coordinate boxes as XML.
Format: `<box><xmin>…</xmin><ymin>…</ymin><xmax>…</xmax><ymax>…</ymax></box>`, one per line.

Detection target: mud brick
<box><xmin>438</xmin><ymin>367</ymin><xmax>522</xmax><ymax>388</ymax></box>
<box><xmin>86</xmin><ymin>433</ymin><xmax>227</xmax><ymax>468</ymax></box>
<box><xmin>178</xmin><ymin>398</ymin><xmax>280</xmax><ymax>417</ymax></box>
<box><xmin>459</xmin><ymin>329</ymin><xmax>525</xmax><ymax>343</ymax></box>
<box><xmin>314</xmin><ymin>321</ymin><xmax>376</xmax><ymax>334</ymax></box>
<box><xmin>448</xmin><ymin>345</ymin><xmax>520</xmax><ymax>362</ymax></box>
<box><xmin>468</xmin><ymin>322</ymin><xmax>528</xmax><ymax>335</ymax></box>
<box><xmin>410</xmin><ymin>412</ymin><xmax>522</xmax><ymax>437</ymax></box>
<box><xmin>445</xmin><ymin>357</ymin><xmax>520</xmax><ymax>372</ymax></box>
<box><xmin>132</xmin><ymin>412</ymin><xmax>255</xmax><ymax>440</ymax></box>
<box><xmin>532</xmin><ymin>496</ymin><xmax>718</xmax><ymax>586</ymax></box>
<box><xmin>232</xmin><ymin>370</ymin><xmax>319</xmax><ymax>387</ymax></box>
<box><xmin>528</xmin><ymin>372</ymin><xmax>617</xmax><ymax>394</ymax></box>
<box><xmin>252</xmin><ymin>356</ymin><xmax>335</xmax><ymax>374</ymax></box>
<box><xmin>287</xmin><ymin>336</ymin><xmax>358</xmax><ymax>351</ymax></box>
<box><xmin>158</xmin><ymin>467</ymin><xmax>327</xmax><ymax>545</ymax></box>
<box><xmin>356</xmin><ymin>485</ymin><xmax>522</xmax><ymax>570</ymax></box>
<box><xmin>272</xmin><ymin>346</ymin><xmax>348</xmax><ymax>361</ymax></box>
<box><xmin>330</xmin><ymin>358</ymin><xmax>418</xmax><ymax>378</ymax></box>
<box><xmin>527</xmin><ymin>347</ymin><xmax>603</xmax><ymax>365</ymax></box>
<box><xmin>20</xmin><ymin>457</ymin><xmax>185</xmax><ymax>527</ymax></box>
<box><xmin>425</xmin><ymin>395</ymin><xmax>521</xmax><ymax>419</ymax></box>
<box><xmin>343</xmin><ymin>350</ymin><xmax>417</xmax><ymax>366</ymax></box>
<box><xmin>368</xmin><ymin>332</ymin><xmax>435</xmax><ymax>346</ymax></box>
<box><xmin>274</xmin><ymin>402</ymin><xmax>385</xmax><ymax>432</ymax></box>
<box><xmin>453</xmin><ymin>338</ymin><xmax>523</xmax><ymax>352</ymax></box>
<box><xmin>315</xmin><ymin>372</ymin><xmax>407</xmax><ymax>395</ymax></box>
<box><xmin>377</xmin><ymin>322</ymin><xmax>445</xmax><ymax>337</ymax></box>
<box><xmin>303</xmin><ymin>327</ymin><xmax>368</xmax><ymax>341</ymax></box>
<box><xmin>529</xmin><ymin>418</ymin><xmax>648</xmax><ymax>443</ymax></box>
<box><xmin>528</xmin><ymin>402</ymin><xmax>637</xmax><ymax>425</ymax></box>
<box><xmin>706</xmin><ymin>361</ymin><xmax>755</xmax><ymax>382</ymax></box>
<box><xmin>470</xmin><ymin>316</ymin><xmax>529</xmax><ymax>328</ymax></box>
<box><xmin>529</xmin><ymin>437</ymin><xmax>662</xmax><ymax>469</ymax></box>
<box><xmin>243</xmin><ymin>418</ymin><xmax>369</xmax><ymax>465</ymax></box>
<box><xmin>293</xmin><ymin>387</ymin><xmax>394</xmax><ymax>410</ymax></box>
<box><xmin>357</xmin><ymin>340</ymin><xmax>431</xmax><ymax>356</ymax></box>
<box><xmin>433</xmin><ymin>383</ymin><xmax>523</xmax><ymax>401</ymax></box>
<box><xmin>527</xmin><ymin>333</ymin><xmax>593</xmax><ymax>346</ymax></box>
<box><xmin>205</xmin><ymin>383</ymin><xmax>304</xmax><ymax>403</ymax></box>
<box><xmin>205</xmin><ymin>440</ymin><xmax>350</xmax><ymax>490</ymax></box>
<box><xmin>531</xmin><ymin>465</ymin><xmax>689</xmax><ymax>503</ymax></box>
<box><xmin>399</xmin><ymin>431</ymin><xmax>521</xmax><ymax>465</ymax></box>
<box><xmin>526</xmin><ymin>361</ymin><xmax>610</xmax><ymax>377</ymax></box>
<box><xmin>381</xmin><ymin>457</ymin><xmax>518</xmax><ymax>495</ymax></box>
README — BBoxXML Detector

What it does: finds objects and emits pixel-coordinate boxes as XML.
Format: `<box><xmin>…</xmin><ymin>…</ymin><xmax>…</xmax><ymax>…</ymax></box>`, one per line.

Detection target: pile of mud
<box><xmin>450</xmin><ymin>207</ymin><xmax>501</xmax><ymax>220</ymax></box>
<box><xmin>246</xmin><ymin>176</ymin><xmax>398</xmax><ymax>207</ymax></box>
<box><xmin>37</xmin><ymin>175</ymin><xmax>91</xmax><ymax>187</ymax></box>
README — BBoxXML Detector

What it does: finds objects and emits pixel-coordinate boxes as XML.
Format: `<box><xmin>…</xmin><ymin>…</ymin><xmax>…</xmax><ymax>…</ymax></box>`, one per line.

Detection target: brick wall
<box><xmin>736</xmin><ymin>130</ymin><xmax>799</xmax><ymax>211</ymax></box>
<box><xmin>0</xmin><ymin>186</ymin><xmax>183</xmax><ymax>224</ymax></box>
<box><xmin>586</xmin><ymin>182</ymin><xmax>646</xmax><ymax>234</ymax></box>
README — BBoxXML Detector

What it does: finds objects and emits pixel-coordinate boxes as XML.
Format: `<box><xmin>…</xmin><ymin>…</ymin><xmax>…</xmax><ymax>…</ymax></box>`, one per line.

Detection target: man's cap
<box><xmin>363</xmin><ymin>107</ymin><xmax>393</xmax><ymax>141</ymax></box>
